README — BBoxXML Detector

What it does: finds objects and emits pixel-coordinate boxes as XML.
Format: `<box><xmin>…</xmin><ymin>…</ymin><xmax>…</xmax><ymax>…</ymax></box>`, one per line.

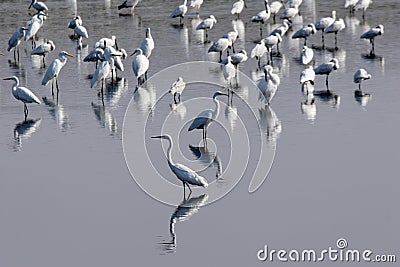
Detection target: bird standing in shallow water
<box><xmin>3</xmin><ymin>76</ymin><xmax>41</xmax><ymax>120</ymax></box>
<box><xmin>354</xmin><ymin>68</ymin><xmax>371</xmax><ymax>91</ymax></box>
<box><xmin>231</xmin><ymin>0</ymin><xmax>247</xmax><ymax>19</ymax></box>
<box><xmin>131</xmin><ymin>48</ymin><xmax>149</xmax><ymax>87</ymax></box>
<box><xmin>300</xmin><ymin>45</ymin><xmax>313</xmax><ymax>66</ymax></box>
<box><xmin>292</xmin><ymin>23</ymin><xmax>317</xmax><ymax>46</ymax></box>
<box><xmin>360</xmin><ymin>25</ymin><xmax>384</xmax><ymax>55</ymax></box>
<box><xmin>324</xmin><ymin>18</ymin><xmax>345</xmax><ymax>50</ymax></box>
<box><xmin>140</xmin><ymin>27</ymin><xmax>155</xmax><ymax>58</ymax></box>
<box><xmin>314</xmin><ymin>58</ymin><xmax>339</xmax><ymax>92</ymax></box>
<box><xmin>171</xmin><ymin>0</ymin><xmax>188</xmax><ymax>26</ymax></box>
<box><xmin>196</xmin><ymin>15</ymin><xmax>217</xmax><ymax>42</ymax></box>
<box><xmin>315</xmin><ymin>10</ymin><xmax>336</xmax><ymax>48</ymax></box>
<box><xmin>169</xmin><ymin>77</ymin><xmax>186</xmax><ymax>103</ymax></box>
<box><xmin>8</xmin><ymin>27</ymin><xmax>27</xmax><ymax>62</ymax></box>
<box><xmin>31</xmin><ymin>40</ymin><xmax>55</xmax><ymax>67</ymax></box>
<box><xmin>29</xmin><ymin>0</ymin><xmax>48</xmax><ymax>14</ymax></box>
<box><xmin>257</xmin><ymin>65</ymin><xmax>280</xmax><ymax>105</ymax></box>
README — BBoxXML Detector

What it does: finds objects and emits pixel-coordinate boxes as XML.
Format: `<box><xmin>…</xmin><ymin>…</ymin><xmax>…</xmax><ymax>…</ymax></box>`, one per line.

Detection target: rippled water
<box><xmin>0</xmin><ymin>0</ymin><xmax>399</xmax><ymax>266</ymax></box>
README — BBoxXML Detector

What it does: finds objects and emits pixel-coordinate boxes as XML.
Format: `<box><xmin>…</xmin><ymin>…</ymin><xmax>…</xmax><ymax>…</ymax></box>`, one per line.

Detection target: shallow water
<box><xmin>0</xmin><ymin>0</ymin><xmax>399</xmax><ymax>266</ymax></box>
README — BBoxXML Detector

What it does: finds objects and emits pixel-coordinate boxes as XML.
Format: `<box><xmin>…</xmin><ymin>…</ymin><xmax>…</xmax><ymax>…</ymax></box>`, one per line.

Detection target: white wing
<box><xmin>188</xmin><ymin>109</ymin><xmax>213</xmax><ymax>131</ymax></box>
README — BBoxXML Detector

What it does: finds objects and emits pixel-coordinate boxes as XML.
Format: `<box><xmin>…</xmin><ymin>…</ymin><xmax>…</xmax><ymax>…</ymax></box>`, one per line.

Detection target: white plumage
<box><xmin>171</xmin><ymin>0</ymin><xmax>188</xmax><ymax>25</ymax></box>
<box><xmin>300</xmin><ymin>45</ymin><xmax>313</xmax><ymax>65</ymax></box>
<box><xmin>42</xmin><ymin>51</ymin><xmax>74</xmax><ymax>96</ymax></box>
<box><xmin>251</xmin><ymin>40</ymin><xmax>267</xmax><ymax>68</ymax></box>
<box><xmin>131</xmin><ymin>48</ymin><xmax>149</xmax><ymax>86</ymax></box>
<box><xmin>169</xmin><ymin>77</ymin><xmax>186</xmax><ymax>102</ymax></box>
<box><xmin>300</xmin><ymin>65</ymin><xmax>315</xmax><ymax>94</ymax></box>
<box><xmin>353</xmin><ymin>68</ymin><xmax>371</xmax><ymax>90</ymax></box>
<box><xmin>140</xmin><ymin>27</ymin><xmax>155</xmax><ymax>58</ymax></box>
<box><xmin>24</xmin><ymin>13</ymin><xmax>46</xmax><ymax>45</ymax></box>
<box><xmin>7</xmin><ymin>27</ymin><xmax>27</xmax><ymax>61</ymax></box>
<box><xmin>257</xmin><ymin>65</ymin><xmax>280</xmax><ymax>105</ymax></box>
<box><xmin>190</xmin><ymin>0</ymin><xmax>203</xmax><ymax>14</ymax></box>
<box><xmin>31</xmin><ymin>40</ymin><xmax>55</xmax><ymax>66</ymax></box>
<box><xmin>208</xmin><ymin>37</ymin><xmax>232</xmax><ymax>62</ymax></box>
<box><xmin>292</xmin><ymin>23</ymin><xmax>316</xmax><ymax>46</ymax></box>
<box><xmin>95</xmin><ymin>36</ymin><xmax>117</xmax><ymax>49</ymax></box>
<box><xmin>270</xmin><ymin>0</ymin><xmax>283</xmax><ymax>24</ymax></box>
<box><xmin>29</xmin><ymin>0</ymin><xmax>48</xmax><ymax>13</ymax></box>
<box><xmin>231</xmin><ymin>0</ymin><xmax>247</xmax><ymax>18</ymax></box>
<box><xmin>224</xmin><ymin>56</ymin><xmax>236</xmax><ymax>86</ymax></box>
<box><xmin>324</xmin><ymin>18</ymin><xmax>345</xmax><ymax>49</ymax></box>
<box><xmin>314</xmin><ymin>58</ymin><xmax>339</xmax><ymax>91</ymax></box>
<box><xmin>269</xmin><ymin>19</ymin><xmax>290</xmax><ymax>37</ymax></box>
<box><xmin>196</xmin><ymin>15</ymin><xmax>217</xmax><ymax>41</ymax></box>
<box><xmin>354</xmin><ymin>0</ymin><xmax>373</xmax><ymax>18</ymax></box>
<box><xmin>360</xmin><ymin>25</ymin><xmax>383</xmax><ymax>54</ymax></box>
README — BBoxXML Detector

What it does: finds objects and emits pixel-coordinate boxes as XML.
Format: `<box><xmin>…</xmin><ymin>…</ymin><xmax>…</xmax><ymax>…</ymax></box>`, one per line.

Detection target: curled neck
<box><xmin>165</xmin><ymin>135</ymin><xmax>174</xmax><ymax>165</ymax></box>
<box><xmin>212</xmin><ymin>97</ymin><xmax>220</xmax><ymax>119</ymax></box>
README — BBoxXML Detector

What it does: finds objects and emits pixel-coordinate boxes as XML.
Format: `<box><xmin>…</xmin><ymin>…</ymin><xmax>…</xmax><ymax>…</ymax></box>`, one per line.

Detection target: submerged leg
<box><xmin>326</xmin><ymin>74</ymin><xmax>329</xmax><ymax>91</ymax></box>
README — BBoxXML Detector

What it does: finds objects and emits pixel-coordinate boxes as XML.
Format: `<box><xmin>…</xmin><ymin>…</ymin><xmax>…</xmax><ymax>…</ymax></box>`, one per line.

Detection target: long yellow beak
<box><xmin>66</xmin><ymin>52</ymin><xmax>75</xmax><ymax>58</ymax></box>
<box><xmin>0</xmin><ymin>51</ymin><xmax>4</xmax><ymax>56</ymax></box>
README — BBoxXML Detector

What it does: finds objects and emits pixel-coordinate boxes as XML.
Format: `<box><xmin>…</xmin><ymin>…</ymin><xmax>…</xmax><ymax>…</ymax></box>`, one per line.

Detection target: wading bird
<box><xmin>169</xmin><ymin>77</ymin><xmax>186</xmax><ymax>103</ymax></box>
<box><xmin>188</xmin><ymin>91</ymin><xmax>228</xmax><ymax>140</ymax></box>
<box><xmin>231</xmin><ymin>0</ymin><xmax>247</xmax><ymax>19</ymax></box>
<box><xmin>140</xmin><ymin>27</ymin><xmax>155</xmax><ymax>58</ymax></box>
<box><xmin>353</xmin><ymin>68</ymin><xmax>371</xmax><ymax>91</ymax></box>
<box><xmin>257</xmin><ymin>65</ymin><xmax>280</xmax><ymax>105</ymax></box>
<box><xmin>3</xmin><ymin>76</ymin><xmax>41</xmax><ymax>120</ymax></box>
<box><xmin>208</xmin><ymin>37</ymin><xmax>232</xmax><ymax>62</ymax></box>
<box><xmin>250</xmin><ymin>0</ymin><xmax>270</xmax><ymax>38</ymax></box>
<box><xmin>263</xmin><ymin>33</ymin><xmax>282</xmax><ymax>64</ymax></box>
<box><xmin>300</xmin><ymin>45</ymin><xmax>313</xmax><ymax>65</ymax></box>
<box><xmin>74</xmin><ymin>20</ymin><xmax>89</xmax><ymax>49</ymax></box>
<box><xmin>25</xmin><ymin>12</ymin><xmax>47</xmax><ymax>48</ymax></box>
<box><xmin>7</xmin><ymin>27</ymin><xmax>27</xmax><ymax>62</ymax></box>
<box><xmin>354</xmin><ymin>0</ymin><xmax>372</xmax><ymax>20</ymax></box>
<box><xmin>315</xmin><ymin>10</ymin><xmax>336</xmax><ymax>47</ymax></box>
<box><xmin>224</xmin><ymin>56</ymin><xmax>236</xmax><ymax>90</ymax></box>
<box><xmin>292</xmin><ymin>23</ymin><xmax>317</xmax><ymax>46</ymax></box>
<box><xmin>251</xmin><ymin>40</ymin><xmax>268</xmax><ymax>69</ymax></box>
<box><xmin>324</xmin><ymin>18</ymin><xmax>345</xmax><ymax>50</ymax></box>
<box><xmin>31</xmin><ymin>40</ymin><xmax>55</xmax><ymax>67</ymax></box>
<box><xmin>222</xmin><ymin>25</ymin><xmax>239</xmax><ymax>53</ymax></box>
<box><xmin>190</xmin><ymin>0</ymin><xmax>203</xmax><ymax>14</ymax></box>
<box><xmin>344</xmin><ymin>0</ymin><xmax>357</xmax><ymax>14</ymax></box>
<box><xmin>170</xmin><ymin>0</ymin><xmax>188</xmax><ymax>26</ymax></box>
<box><xmin>196</xmin><ymin>15</ymin><xmax>217</xmax><ymax>42</ymax></box>
<box><xmin>314</xmin><ymin>58</ymin><xmax>339</xmax><ymax>92</ymax></box>
<box><xmin>151</xmin><ymin>134</ymin><xmax>208</xmax><ymax>194</ymax></box>
<box><xmin>270</xmin><ymin>0</ymin><xmax>283</xmax><ymax>24</ymax></box>
<box><xmin>300</xmin><ymin>65</ymin><xmax>315</xmax><ymax>94</ymax></box>
<box><xmin>95</xmin><ymin>36</ymin><xmax>118</xmax><ymax>49</ymax></box>
<box><xmin>360</xmin><ymin>25</ymin><xmax>384</xmax><ymax>55</ymax></box>
<box><xmin>29</xmin><ymin>0</ymin><xmax>48</xmax><ymax>13</ymax></box>
<box><xmin>131</xmin><ymin>48</ymin><xmax>149</xmax><ymax>87</ymax></box>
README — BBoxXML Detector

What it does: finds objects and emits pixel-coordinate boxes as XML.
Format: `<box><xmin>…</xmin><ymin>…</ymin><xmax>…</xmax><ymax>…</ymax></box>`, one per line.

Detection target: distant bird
<box><xmin>315</xmin><ymin>10</ymin><xmax>336</xmax><ymax>47</ymax></box>
<box><xmin>151</xmin><ymin>134</ymin><xmax>208</xmax><ymax>193</ymax></box>
<box><xmin>42</xmin><ymin>51</ymin><xmax>74</xmax><ymax>97</ymax></box>
<box><xmin>300</xmin><ymin>45</ymin><xmax>313</xmax><ymax>65</ymax></box>
<box><xmin>140</xmin><ymin>27</ymin><xmax>155</xmax><ymax>58</ymax></box>
<box><xmin>84</xmin><ymin>47</ymin><xmax>104</xmax><ymax>69</ymax></box>
<box><xmin>103</xmin><ymin>46</ymin><xmax>125</xmax><ymax>80</ymax></box>
<box><xmin>31</xmin><ymin>40</ymin><xmax>55</xmax><ymax>67</ymax></box>
<box><xmin>324</xmin><ymin>18</ymin><xmax>345</xmax><ymax>49</ymax></box>
<box><xmin>257</xmin><ymin>65</ymin><xmax>280</xmax><ymax>105</ymax></box>
<box><xmin>7</xmin><ymin>27</ymin><xmax>27</xmax><ymax>61</ymax></box>
<box><xmin>269</xmin><ymin>19</ymin><xmax>291</xmax><ymax>37</ymax></box>
<box><xmin>170</xmin><ymin>0</ymin><xmax>188</xmax><ymax>25</ymax></box>
<box><xmin>353</xmin><ymin>68</ymin><xmax>371</xmax><ymax>91</ymax></box>
<box><xmin>270</xmin><ymin>0</ymin><xmax>283</xmax><ymax>24</ymax></box>
<box><xmin>196</xmin><ymin>15</ymin><xmax>217</xmax><ymax>42</ymax></box>
<box><xmin>208</xmin><ymin>37</ymin><xmax>232</xmax><ymax>62</ymax></box>
<box><xmin>360</xmin><ymin>25</ymin><xmax>384</xmax><ymax>55</ymax></box>
<box><xmin>67</xmin><ymin>16</ymin><xmax>82</xmax><ymax>38</ymax></box>
<box><xmin>354</xmin><ymin>0</ymin><xmax>372</xmax><ymax>20</ymax></box>
<box><xmin>94</xmin><ymin>36</ymin><xmax>118</xmax><ymax>49</ymax></box>
<box><xmin>251</xmin><ymin>40</ymin><xmax>268</xmax><ymax>68</ymax></box>
<box><xmin>169</xmin><ymin>77</ymin><xmax>186</xmax><ymax>103</ymax></box>
<box><xmin>29</xmin><ymin>0</ymin><xmax>48</xmax><ymax>13</ymax></box>
<box><xmin>231</xmin><ymin>0</ymin><xmax>247</xmax><ymax>19</ymax></box>
<box><xmin>118</xmin><ymin>0</ymin><xmax>140</xmax><ymax>13</ymax></box>
<box><xmin>74</xmin><ymin>21</ymin><xmax>89</xmax><ymax>49</ymax></box>
<box><xmin>263</xmin><ymin>33</ymin><xmax>282</xmax><ymax>63</ymax></box>
<box><xmin>188</xmin><ymin>91</ymin><xmax>228</xmax><ymax>140</ymax></box>
<box><xmin>190</xmin><ymin>0</ymin><xmax>203</xmax><ymax>14</ymax></box>
<box><xmin>3</xmin><ymin>76</ymin><xmax>41</xmax><ymax>120</ymax></box>
<box><xmin>25</xmin><ymin>12</ymin><xmax>46</xmax><ymax>48</ymax></box>
<box><xmin>300</xmin><ymin>65</ymin><xmax>315</xmax><ymax>94</ymax></box>
<box><xmin>292</xmin><ymin>23</ymin><xmax>316</xmax><ymax>46</ymax></box>
<box><xmin>224</xmin><ymin>56</ymin><xmax>236</xmax><ymax>89</ymax></box>
<box><xmin>251</xmin><ymin>0</ymin><xmax>271</xmax><ymax>37</ymax></box>
<box><xmin>344</xmin><ymin>0</ymin><xmax>358</xmax><ymax>14</ymax></box>
<box><xmin>222</xmin><ymin>24</ymin><xmax>239</xmax><ymax>53</ymax></box>
<box><xmin>221</xmin><ymin>50</ymin><xmax>248</xmax><ymax>68</ymax></box>
<box><xmin>131</xmin><ymin>48</ymin><xmax>149</xmax><ymax>87</ymax></box>
<box><xmin>280</xmin><ymin>5</ymin><xmax>299</xmax><ymax>23</ymax></box>
<box><xmin>287</xmin><ymin>0</ymin><xmax>303</xmax><ymax>8</ymax></box>
<box><xmin>314</xmin><ymin>58</ymin><xmax>339</xmax><ymax>91</ymax></box>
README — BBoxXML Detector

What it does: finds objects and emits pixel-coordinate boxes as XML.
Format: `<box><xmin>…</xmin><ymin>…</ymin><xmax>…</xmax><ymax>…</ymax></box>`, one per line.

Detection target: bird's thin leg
<box><xmin>101</xmin><ymin>81</ymin><xmax>105</xmax><ymax>106</ymax></box>
<box><xmin>259</xmin><ymin>24</ymin><xmax>263</xmax><ymax>39</ymax></box>
<box><xmin>178</xmin><ymin>94</ymin><xmax>181</xmax><ymax>102</ymax></box>
<box><xmin>362</xmin><ymin>10</ymin><xmax>365</xmax><ymax>21</ymax></box>
<box><xmin>257</xmin><ymin>57</ymin><xmax>261</xmax><ymax>69</ymax></box>
<box><xmin>273</xmin><ymin>14</ymin><xmax>276</xmax><ymax>24</ymax></box>
<box><xmin>276</xmin><ymin>43</ymin><xmax>280</xmax><ymax>55</ymax></box>
<box><xmin>42</xmin><ymin>56</ymin><xmax>45</xmax><ymax>66</ymax></box>
<box><xmin>232</xmin><ymin>42</ymin><xmax>235</xmax><ymax>53</ymax></box>
<box><xmin>326</xmin><ymin>74</ymin><xmax>330</xmax><ymax>92</ymax></box>
<box><xmin>219</xmin><ymin>51</ymin><xmax>222</xmax><ymax>62</ymax></box>
<box><xmin>335</xmin><ymin>32</ymin><xmax>338</xmax><ymax>50</ymax></box>
<box><xmin>269</xmin><ymin>51</ymin><xmax>273</xmax><ymax>65</ymax></box>
<box><xmin>187</xmin><ymin>183</ymin><xmax>192</xmax><ymax>194</ymax></box>
<box><xmin>56</xmin><ymin>78</ymin><xmax>59</xmax><ymax>94</ymax></box>
<box><xmin>24</xmin><ymin>104</ymin><xmax>28</xmax><ymax>120</ymax></box>
<box><xmin>322</xmin><ymin>32</ymin><xmax>325</xmax><ymax>48</ymax></box>
<box><xmin>359</xmin><ymin>80</ymin><xmax>362</xmax><ymax>91</ymax></box>
<box><xmin>51</xmin><ymin>80</ymin><xmax>54</xmax><ymax>97</ymax></box>
<box><xmin>145</xmin><ymin>71</ymin><xmax>148</xmax><ymax>81</ymax></box>
<box><xmin>205</xmin><ymin>30</ymin><xmax>208</xmax><ymax>42</ymax></box>
<box><xmin>14</xmin><ymin>49</ymin><xmax>17</xmax><ymax>62</ymax></box>
<box><xmin>371</xmin><ymin>39</ymin><xmax>375</xmax><ymax>55</ymax></box>
<box><xmin>304</xmin><ymin>38</ymin><xmax>307</xmax><ymax>46</ymax></box>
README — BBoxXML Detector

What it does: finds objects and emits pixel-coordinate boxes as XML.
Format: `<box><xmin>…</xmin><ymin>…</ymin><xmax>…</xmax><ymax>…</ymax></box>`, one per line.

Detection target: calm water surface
<box><xmin>0</xmin><ymin>0</ymin><xmax>399</xmax><ymax>266</ymax></box>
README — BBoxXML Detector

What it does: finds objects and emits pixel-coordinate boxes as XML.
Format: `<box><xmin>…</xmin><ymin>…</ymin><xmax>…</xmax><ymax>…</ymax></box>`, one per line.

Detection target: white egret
<box><xmin>250</xmin><ymin>0</ymin><xmax>271</xmax><ymax>38</ymax></box>
<box><xmin>224</xmin><ymin>56</ymin><xmax>236</xmax><ymax>89</ymax></box>
<box><xmin>345</xmin><ymin>0</ymin><xmax>358</xmax><ymax>14</ymax></box>
<box><xmin>269</xmin><ymin>19</ymin><xmax>290</xmax><ymax>37</ymax></box>
<box><xmin>354</xmin><ymin>68</ymin><xmax>371</xmax><ymax>91</ymax></box>
<box><xmin>151</xmin><ymin>134</ymin><xmax>208</xmax><ymax>193</ymax></box>
<box><xmin>315</xmin><ymin>10</ymin><xmax>336</xmax><ymax>47</ymax></box>
<box><xmin>292</xmin><ymin>23</ymin><xmax>316</xmax><ymax>46</ymax></box>
<box><xmin>231</xmin><ymin>0</ymin><xmax>247</xmax><ymax>19</ymax></box>
<box><xmin>270</xmin><ymin>0</ymin><xmax>283</xmax><ymax>24</ymax></box>
<box><xmin>25</xmin><ymin>12</ymin><xmax>46</xmax><ymax>48</ymax></box>
<box><xmin>67</xmin><ymin>16</ymin><xmax>82</xmax><ymax>38</ymax></box>
<box><xmin>222</xmin><ymin>24</ymin><xmax>239</xmax><ymax>53</ymax></box>
<box><xmin>42</xmin><ymin>51</ymin><xmax>74</xmax><ymax>97</ymax></box>
<box><xmin>208</xmin><ymin>37</ymin><xmax>232</xmax><ymax>62</ymax></box>
<box><xmin>29</xmin><ymin>0</ymin><xmax>48</xmax><ymax>13</ymax></box>
<box><xmin>300</xmin><ymin>65</ymin><xmax>315</xmax><ymax>94</ymax></box>
<box><xmin>196</xmin><ymin>15</ymin><xmax>217</xmax><ymax>42</ymax></box>
<box><xmin>190</xmin><ymin>0</ymin><xmax>203</xmax><ymax>14</ymax></box>
<box><xmin>257</xmin><ymin>65</ymin><xmax>280</xmax><ymax>105</ymax></box>
<box><xmin>170</xmin><ymin>0</ymin><xmax>188</xmax><ymax>26</ymax></box>
<box><xmin>140</xmin><ymin>27</ymin><xmax>155</xmax><ymax>58</ymax></box>
<box><xmin>104</xmin><ymin>45</ymin><xmax>125</xmax><ymax>80</ymax></box>
<box><xmin>3</xmin><ymin>76</ymin><xmax>41</xmax><ymax>119</ymax></box>
<box><xmin>354</xmin><ymin>0</ymin><xmax>372</xmax><ymax>20</ymax></box>
<box><xmin>263</xmin><ymin>33</ymin><xmax>282</xmax><ymax>64</ymax></box>
<box><xmin>7</xmin><ymin>27</ymin><xmax>27</xmax><ymax>62</ymax></box>
<box><xmin>300</xmin><ymin>45</ymin><xmax>313</xmax><ymax>65</ymax></box>
<box><xmin>131</xmin><ymin>48</ymin><xmax>149</xmax><ymax>87</ymax></box>
<box><xmin>90</xmin><ymin>55</ymin><xmax>112</xmax><ymax>104</ymax></box>
<box><xmin>95</xmin><ymin>36</ymin><xmax>118</xmax><ymax>49</ymax></box>
<box><xmin>31</xmin><ymin>40</ymin><xmax>55</xmax><ymax>67</ymax></box>
<box><xmin>169</xmin><ymin>77</ymin><xmax>186</xmax><ymax>103</ymax></box>
<box><xmin>360</xmin><ymin>25</ymin><xmax>384</xmax><ymax>55</ymax></box>
<box><xmin>251</xmin><ymin>40</ymin><xmax>268</xmax><ymax>69</ymax></box>
<box><xmin>314</xmin><ymin>58</ymin><xmax>339</xmax><ymax>91</ymax></box>
<box><xmin>188</xmin><ymin>91</ymin><xmax>228</xmax><ymax>140</ymax></box>
<box><xmin>324</xmin><ymin>18</ymin><xmax>345</xmax><ymax>49</ymax></box>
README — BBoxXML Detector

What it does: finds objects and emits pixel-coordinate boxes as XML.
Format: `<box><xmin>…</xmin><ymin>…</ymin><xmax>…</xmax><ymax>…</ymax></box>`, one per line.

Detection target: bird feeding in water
<box><xmin>314</xmin><ymin>58</ymin><xmax>339</xmax><ymax>92</ymax></box>
<box><xmin>188</xmin><ymin>91</ymin><xmax>228</xmax><ymax>141</ymax></box>
<box><xmin>151</xmin><ymin>134</ymin><xmax>208</xmax><ymax>194</ymax></box>
<box><xmin>169</xmin><ymin>77</ymin><xmax>186</xmax><ymax>103</ymax></box>
<box><xmin>3</xmin><ymin>76</ymin><xmax>41</xmax><ymax>120</ymax></box>
<box><xmin>360</xmin><ymin>25</ymin><xmax>384</xmax><ymax>55</ymax></box>
<box><xmin>353</xmin><ymin>68</ymin><xmax>371</xmax><ymax>95</ymax></box>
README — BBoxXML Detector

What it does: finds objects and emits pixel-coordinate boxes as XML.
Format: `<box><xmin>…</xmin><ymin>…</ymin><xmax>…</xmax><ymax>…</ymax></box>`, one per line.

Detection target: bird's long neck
<box><xmin>212</xmin><ymin>97</ymin><xmax>220</xmax><ymax>119</ymax></box>
<box><xmin>60</xmin><ymin>55</ymin><xmax>68</xmax><ymax>65</ymax></box>
<box><xmin>166</xmin><ymin>137</ymin><xmax>174</xmax><ymax>165</ymax></box>
<box><xmin>268</xmin><ymin>71</ymin><xmax>279</xmax><ymax>85</ymax></box>
<box><xmin>183</xmin><ymin>0</ymin><xmax>187</xmax><ymax>6</ymax></box>
<box><xmin>11</xmin><ymin>79</ymin><xmax>19</xmax><ymax>92</ymax></box>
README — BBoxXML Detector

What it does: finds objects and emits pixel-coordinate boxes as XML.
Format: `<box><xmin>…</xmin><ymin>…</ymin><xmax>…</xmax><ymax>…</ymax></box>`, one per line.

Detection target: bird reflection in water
<box><xmin>301</xmin><ymin>93</ymin><xmax>317</xmax><ymax>122</ymax></box>
<box><xmin>101</xmin><ymin>77</ymin><xmax>128</xmax><ymax>106</ymax></box>
<box><xmin>258</xmin><ymin>105</ymin><xmax>281</xmax><ymax>147</ymax></box>
<box><xmin>159</xmin><ymin>194</ymin><xmax>208</xmax><ymax>255</ymax></box>
<box><xmin>133</xmin><ymin>81</ymin><xmax>156</xmax><ymax>114</ymax></box>
<box><xmin>42</xmin><ymin>97</ymin><xmax>71</xmax><ymax>131</ymax></box>
<box><xmin>91</xmin><ymin>102</ymin><xmax>118</xmax><ymax>135</ymax></box>
<box><xmin>13</xmin><ymin>118</ymin><xmax>41</xmax><ymax>152</ymax></box>
<box><xmin>169</xmin><ymin>101</ymin><xmax>187</xmax><ymax>120</ymax></box>
<box><xmin>188</xmin><ymin>144</ymin><xmax>222</xmax><ymax>179</ymax></box>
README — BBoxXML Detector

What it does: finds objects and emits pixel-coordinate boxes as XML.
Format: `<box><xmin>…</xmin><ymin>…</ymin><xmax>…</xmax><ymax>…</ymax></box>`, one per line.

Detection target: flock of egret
<box><xmin>1</xmin><ymin>0</ymin><xmax>384</xmax><ymax>193</ymax></box>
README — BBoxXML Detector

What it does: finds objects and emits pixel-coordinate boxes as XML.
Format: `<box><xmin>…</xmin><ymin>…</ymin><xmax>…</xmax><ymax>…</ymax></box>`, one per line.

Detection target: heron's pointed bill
<box><xmin>3</xmin><ymin>77</ymin><xmax>12</xmax><ymax>80</ymax></box>
<box><xmin>66</xmin><ymin>52</ymin><xmax>75</xmax><ymax>58</ymax></box>
<box><xmin>151</xmin><ymin>135</ymin><xmax>164</xmax><ymax>139</ymax></box>
<box><xmin>28</xmin><ymin>2</ymin><xmax>33</xmax><ymax>9</ymax></box>
<box><xmin>130</xmin><ymin>50</ymin><xmax>137</xmax><ymax>56</ymax></box>
<box><xmin>0</xmin><ymin>51</ymin><xmax>4</xmax><ymax>56</ymax></box>
<box><xmin>244</xmin><ymin>0</ymin><xmax>247</xmax><ymax>8</ymax></box>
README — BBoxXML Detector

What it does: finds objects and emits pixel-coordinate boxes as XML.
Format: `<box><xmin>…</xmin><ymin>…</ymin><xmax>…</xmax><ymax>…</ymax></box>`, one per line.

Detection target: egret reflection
<box><xmin>133</xmin><ymin>81</ymin><xmax>156</xmax><ymax>114</ymax></box>
<box><xmin>91</xmin><ymin>102</ymin><xmax>118</xmax><ymax>134</ymax></box>
<box><xmin>42</xmin><ymin>97</ymin><xmax>71</xmax><ymax>131</ymax></box>
<box><xmin>13</xmin><ymin>118</ymin><xmax>41</xmax><ymax>151</ymax></box>
<box><xmin>159</xmin><ymin>194</ymin><xmax>208</xmax><ymax>255</ymax></box>
<box><xmin>188</xmin><ymin>144</ymin><xmax>222</xmax><ymax>179</ymax></box>
<box><xmin>258</xmin><ymin>105</ymin><xmax>281</xmax><ymax>147</ymax></box>
<box><xmin>301</xmin><ymin>93</ymin><xmax>317</xmax><ymax>122</ymax></box>
<box><xmin>169</xmin><ymin>101</ymin><xmax>187</xmax><ymax>120</ymax></box>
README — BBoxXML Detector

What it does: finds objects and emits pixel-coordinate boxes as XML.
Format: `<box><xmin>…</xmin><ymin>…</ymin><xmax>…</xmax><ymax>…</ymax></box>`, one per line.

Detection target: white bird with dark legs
<box><xmin>190</xmin><ymin>0</ymin><xmax>203</xmax><ymax>14</ymax></box>
<box><xmin>67</xmin><ymin>16</ymin><xmax>82</xmax><ymax>38</ymax></box>
<box><xmin>188</xmin><ymin>91</ymin><xmax>228</xmax><ymax>140</ymax></box>
<box><xmin>29</xmin><ymin>0</ymin><xmax>48</xmax><ymax>13</ymax></box>
<box><xmin>25</xmin><ymin>12</ymin><xmax>46</xmax><ymax>48</ymax></box>
<box><xmin>270</xmin><ymin>19</ymin><xmax>290</xmax><ymax>37</ymax></box>
<box><xmin>31</xmin><ymin>40</ymin><xmax>55</xmax><ymax>67</ymax></box>
<box><xmin>292</xmin><ymin>23</ymin><xmax>316</xmax><ymax>46</ymax></box>
<box><xmin>257</xmin><ymin>65</ymin><xmax>280</xmax><ymax>105</ymax></box>
<box><xmin>95</xmin><ymin>36</ymin><xmax>118</xmax><ymax>49</ymax></box>
<box><xmin>221</xmin><ymin>50</ymin><xmax>247</xmax><ymax>68</ymax></box>
<box><xmin>3</xmin><ymin>76</ymin><xmax>41</xmax><ymax>120</ymax></box>
<box><xmin>270</xmin><ymin>0</ymin><xmax>283</xmax><ymax>24</ymax></box>
<box><xmin>263</xmin><ymin>33</ymin><xmax>282</xmax><ymax>64</ymax></box>
<box><xmin>169</xmin><ymin>77</ymin><xmax>186</xmax><ymax>103</ymax></box>
<box><xmin>171</xmin><ymin>0</ymin><xmax>188</xmax><ymax>26</ymax></box>
<box><xmin>8</xmin><ymin>27</ymin><xmax>27</xmax><ymax>62</ymax></box>
<box><xmin>250</xmin><ymin>0</ymin><xmax>270</xmax><ymax>38</ymax></box>
<box><xmin>251</xmin><ymin>40</ymin><xmax>268</xmax><ymax>69</ymax></box>
<box><xmin>84</xmin><ymin>47</ymin><xmax>104</xmax><ymax>69</ymax></box>
<box><xmin>324</xmin><ymin>18</ymin><xmax>345</xmax><ymax>50</ymax></box>
<box><xmin>222</xmin><ymin>25</ymin><xmax>239</xmax><ymax>53</ymax></box>
<box><xmin>280</xmin><ymin>5</ymin><xmax>299</xmax><ymax>23</ymax></box>
<box><xmin>315</xmin><ymin>10</ymin><xmax>336</xmax><ymax>47</ymax></box>
<box><xmin>224</xmin><ymin>56</ymin><xmax>236</xmax><ymax>91</ymax></box>
<box><xmin>196</xmin><ymin>15</ymin><xmax>217</xmax><ymax>42</ymax></box>
<box><xmin>74</xmin><ymin>20</ymin><xmax>89</xmax><ymax>49</ymax></box>
<box><xmin>300</xmin><ymin>45</ymin><xmax>313</xmax><ymax>65</ymax></box>
<box><xmin>231</xmin><ymin>0</ymin><xmax>247</xmax><ymax>19</ymax></box>
<box><xmin>208</xmin><ymin>37</ymin><xmax>232</xmax><ymax>62</ymax></box>
<box><xmin>354</xmin><ymin>68</ymin><xmax>371</xmax><ymax>92</ymax></box>
<box><xmin>118</xmin><ymin>0</ymin><xmax>140</xmax><ymax>13</ymax></box>
<box><xmin>314</xmin><ymin>58</ymin><xmax>339</xmax><ymax>92</ymax></box>
<box><xmin>300</xmin><ymin>65</ymin><xmax>315</xmax><ymax>94</ymax></box>
<box><xmin>42</xmin><ymin>51</ymin><xmax>74</xmax><ymax>98</ymax></box>
<box><xmin>360</xmin><ymin>25</ymin><xmax>384</xmax><ymax>55</ymax></box>
<box><xmin>131</xmin><ymin>48</ymin><xmax>149</xmax><ymax>87</ymax></box>
<box><xmin>140</xmin><ymin>27</ymin><xmax>155</xmax><ymax>58</ymax></box>
<box><xmin>354</xmin><ymin>0</ymin><xmax>372</xmax><ymax>20</ymax></box>
<box><xmin>151</xmin><ymin>134</ymin><xmax>208</xmax><ymax>194</ymax></box>
<box><xmin>345</xmin><ymin>0</ymin><xmax>357</xmax><ymax>14</ymax></box>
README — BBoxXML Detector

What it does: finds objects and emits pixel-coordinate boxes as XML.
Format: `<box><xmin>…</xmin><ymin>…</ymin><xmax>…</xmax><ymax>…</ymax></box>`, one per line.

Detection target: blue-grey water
<box><xmin>0</xmin><ymin>0</ymin><xmax>399</xmax><ymax>266</ymax></box>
